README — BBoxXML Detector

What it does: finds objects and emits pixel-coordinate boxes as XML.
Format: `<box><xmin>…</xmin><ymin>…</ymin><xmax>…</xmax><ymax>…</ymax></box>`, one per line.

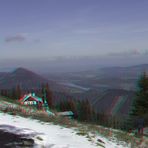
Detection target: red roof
<box><xmin>19</xmin><ymin>93</ymin><xmax>43</xmax><ymax>103</ymax></box>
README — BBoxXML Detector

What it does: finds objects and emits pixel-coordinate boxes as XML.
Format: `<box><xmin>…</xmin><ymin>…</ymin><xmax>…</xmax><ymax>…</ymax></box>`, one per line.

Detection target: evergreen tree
<box><xmin>132</xmin><ymin>72</ymin><xmax>148</xmax><ymax>116</ymax></box>
<box><xmin>42</xmin><ymin>83</ymin><xmax>53</xmax><ymax>108</ymax></box>
<box><xmin>11</xmin><ymin>88</ymin><xmax>17</xmax><ymax>99</ymax></box>
<box><xmin>16</xmin><ymin>84</ymin><xmax>21</xmax><ymax>100</ymax></box>
<box><xmin>129</xmin><ymin>72</ymin><xmax>148</xmax><ymax>128</ymax></box>
<box><xmin>78</xmin><ymin>99</ymin><xmax>93</xmax><ymax>122</ymax></box>
<box><xmin>68</xmin><ymin>99</ymin><xmax>78</xmax><ymax>118</ymax></box>
<box><xmin>11</xmin><ymin>85</ymin><xmax>21</xmax><ymax>100</ymax></box>
<box><xmin>0</xmin><ymin>89</ymin><xmax>8</xmax><ymax>97</ymax></box>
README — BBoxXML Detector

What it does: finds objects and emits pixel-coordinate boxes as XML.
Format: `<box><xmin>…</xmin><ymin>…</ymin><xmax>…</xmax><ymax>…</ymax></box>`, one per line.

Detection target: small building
<box><xmin>57</xmin><ymin>111</ymin><xmax>74</xmax><ymax>118</ymax></box>
<box><xmin>19</xmin><ymin>93</ymin><xmax>44</xmax><ymax>107</ymax></box>
<box><xmin>19</xmin><ymin>93</ymin><xmax>55</xmax><ymax>116</ymax></box>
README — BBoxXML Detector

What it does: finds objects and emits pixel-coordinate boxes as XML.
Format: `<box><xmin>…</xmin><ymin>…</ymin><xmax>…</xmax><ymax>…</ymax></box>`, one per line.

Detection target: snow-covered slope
<box><xmin>0</xmin><ymin>112</ymin><xmax>130</xmax><ymax>148</ymax></box>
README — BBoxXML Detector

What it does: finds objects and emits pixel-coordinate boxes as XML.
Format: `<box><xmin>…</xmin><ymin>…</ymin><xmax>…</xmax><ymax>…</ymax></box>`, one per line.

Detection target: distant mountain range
<box><xmin>47</xmin><ymin>64</ymin><xmax>148</xmax><ymax>91</ymax></box>
<box><xmin>91</xmin><ymin>89</ymin><xmax>135</xmax><ymax>116</ymax></box>
<box><xmin>43</xmin><ymin>64</ymin><xmax>148</xmax><ymax>116</ymax></box>
<box><xmin>100</xmin><ymin>64</ymin><xmax>148</xmax><ymax>78</ymax></box>
<box><xmin>0</xmin><ymin>64</ymin><xmax>147</xmax><ymax>117</ymax></box>
<box><xmin>0</xmin><ymin>67</ymin><xmax>52</xmax><ymax>89</ymax></box>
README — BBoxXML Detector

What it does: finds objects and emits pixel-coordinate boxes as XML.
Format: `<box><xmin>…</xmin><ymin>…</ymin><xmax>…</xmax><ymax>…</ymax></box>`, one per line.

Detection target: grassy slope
<box><xmin>0</xmin><ymin>95</ymin><xmax>147</xmax><ymax>147</ymax></box>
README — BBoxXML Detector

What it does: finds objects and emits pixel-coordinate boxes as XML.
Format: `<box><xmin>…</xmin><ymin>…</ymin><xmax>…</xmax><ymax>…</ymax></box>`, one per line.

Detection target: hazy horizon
<box><xmin>0</xmin><ymin>0</ymin><xmax>148</xmax><ymax>72</ymax></box>
<box><xmin>0</xmin><ymin>57</ymin><xmax>148</xmax><ymax>74</ymax></box>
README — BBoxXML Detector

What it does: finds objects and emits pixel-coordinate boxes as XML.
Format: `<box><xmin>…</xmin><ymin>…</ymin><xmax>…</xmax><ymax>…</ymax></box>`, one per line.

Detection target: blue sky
<box><xmin>0</xmin><ymin>0</ymin><xmax>148</xmax><ymax>70</ymax></box>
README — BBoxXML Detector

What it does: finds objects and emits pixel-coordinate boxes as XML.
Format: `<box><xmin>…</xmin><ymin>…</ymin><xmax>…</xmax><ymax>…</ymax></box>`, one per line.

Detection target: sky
<box><xmin>0</xmin><ymin>0</ymin><xmax>148</xmax><ymax>71</ymax></box>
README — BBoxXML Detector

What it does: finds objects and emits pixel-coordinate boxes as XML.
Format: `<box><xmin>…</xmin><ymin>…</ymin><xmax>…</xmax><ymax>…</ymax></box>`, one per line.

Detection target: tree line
<box><xmin>0</xmin><ymin>83</ymin><xmax>53</xmax><ymax>108</ymax></box>
<box><xmin>55</xmin><ymin>72</ymin><xmax>148</xmax><ymax>130</ymax></box>
<box><xmin>0</xmin><ymin>72</ymin><xmax>148</xmax><ymax>130</ymax></box>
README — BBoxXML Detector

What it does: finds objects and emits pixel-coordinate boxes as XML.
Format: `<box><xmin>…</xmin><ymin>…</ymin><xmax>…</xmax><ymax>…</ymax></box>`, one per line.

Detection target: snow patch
<box><xmin>0</xmin><ymin>113</ymin><xmax>97</xmax><ymax>148</ymax></box>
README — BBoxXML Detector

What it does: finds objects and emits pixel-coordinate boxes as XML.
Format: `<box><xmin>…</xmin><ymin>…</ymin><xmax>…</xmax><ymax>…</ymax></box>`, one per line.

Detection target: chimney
<box><xmin>32</xmin><ymin>93</ymin><xmax>35</xmax><ymax>97</ymax></box>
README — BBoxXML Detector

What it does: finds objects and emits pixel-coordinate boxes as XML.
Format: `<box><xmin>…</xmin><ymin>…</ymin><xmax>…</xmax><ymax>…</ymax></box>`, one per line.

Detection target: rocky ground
<box><xmin>0</xmin><ymin>129</ymin><xmax>34</xmax><ymax>148</ymax></box>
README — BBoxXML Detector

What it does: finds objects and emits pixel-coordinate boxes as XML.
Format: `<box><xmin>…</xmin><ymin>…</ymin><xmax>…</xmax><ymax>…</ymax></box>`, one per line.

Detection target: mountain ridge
<box><xmin>0</xmin><ymin>67</ymin><xmax>50</xmax><ymax>89</ymax></box>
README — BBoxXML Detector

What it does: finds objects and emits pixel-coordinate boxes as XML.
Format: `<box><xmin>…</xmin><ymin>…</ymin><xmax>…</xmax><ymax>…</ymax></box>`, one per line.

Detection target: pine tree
<box><xmin>11</xmin><ymin>85</ymin><xmax>21</xmax><ymax>100</ymax></box>
<box><xmin>42</xmin><ymin>83</ymin><xmax>53</xmax><ymax>108</ymax></box>
<box><xmin>11</xmin><ymin>88</ymin><xmax>17</xmax><ymax>99</ymax></box>
<box><xmin>78</xmin><ymin>99</ymin><xmax>93</xmax><ymax>122</ymax></box>
<box><xmin>129</xmin><ymin>72</ymin><xmax>148</xmax><ymax>129</ymax></box>
<box><xmin>132</xmin><ymin>72</ymin><xmax>148</xmax><ymax>116</ymax></box>
<box><xmin>16</xmin><ymin>84</ymin><xmax>21</xmax><ymax>100</ymax></box>
<box><xmin>68</xmin><ymin>99</ymin><xmax>78</xmax><ymax>118</ymax></box>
